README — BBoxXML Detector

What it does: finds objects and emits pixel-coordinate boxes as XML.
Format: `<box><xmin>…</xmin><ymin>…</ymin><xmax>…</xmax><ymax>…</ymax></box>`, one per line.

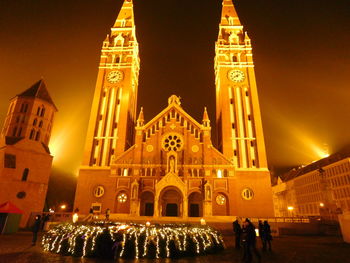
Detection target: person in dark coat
<box><xmin>32</xmin><ymin>215</ymin><xmax>41</xmax><ymax>246</ymax></box>
<box><xmin>258</xmin><ymin>220</ymin><xmax>266</xmax><ymax>250</ymax></box>
<box><xmin>232</xmin><ymin>219</ymin><xmax>242</xmax><ymax>249</ymax></box>
<box><xmin>105</xmin><ymin>208</ymin><xmax>111</xmax><ymax>220</ymax></box>
<box><xmin>241</xmin><ymin>219</ymin><xmax>261</xmax><ymax>263</ymax></box>
<box><xmin>263</xmin><ymin>220</ymin><xmax>272</xmax><ymax>251</ymax></box>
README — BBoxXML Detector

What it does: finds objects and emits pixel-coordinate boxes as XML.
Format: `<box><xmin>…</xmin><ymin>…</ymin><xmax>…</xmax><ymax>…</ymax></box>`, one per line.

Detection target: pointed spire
<box><xmin>202</xmin><ymin>107</ymin><xmax>211</xmax><ymax>128</ymax></box>
<box><xmin>136</xmin><ymin>107</ymin><xmax>144</xmax><ymax>127</ymax></box>
<box><xmin>17</xmin><ymin>79</ymin><xmax>57</xmax><ymax>110</ymax></box>
<box><xmin>112</xmin><ymin>0</ymin><xmax>135</xmax><ymax>29</ymax></box>
<box><xmin>220</xmin><ymin>0</ymin><xmax>241</xmax><ymax>26</ymax></box>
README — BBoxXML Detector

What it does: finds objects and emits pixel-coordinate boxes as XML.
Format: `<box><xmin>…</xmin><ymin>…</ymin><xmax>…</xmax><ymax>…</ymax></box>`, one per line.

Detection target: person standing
<box><xmin>32</xmin><ymin>215</ymin><xmax>41</xmax><ymax>246</ymax></box>
<box><xmin>258</xmin><ymin>220</ymin><xmax>266</xmax><ymax>251</ymax></box>
<box><xmin>233</xmin><ymin>219</ymin><xmax>242</xmax><ymax>249</ymax></box>
<box><xmin>105</xmin><ymin>208</ymin><xmax>111</xmax><ymax>220</ymax></box>
<box><xmin>263</xmin><ymin>220</ymin><xmax>272</xmax><ymax>251</ymax></box>
<box><xmin>242</xmin><ymin>219</ymin><xmax>261</xmax><ymax>263</ymax></box>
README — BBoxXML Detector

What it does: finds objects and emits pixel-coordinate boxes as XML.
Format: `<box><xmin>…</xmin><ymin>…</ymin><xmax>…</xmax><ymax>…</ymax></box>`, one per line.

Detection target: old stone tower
<box><xmin>0</xmin><ymin>79</ymin><xmax>57</xmax><ymax>227</ymax></box>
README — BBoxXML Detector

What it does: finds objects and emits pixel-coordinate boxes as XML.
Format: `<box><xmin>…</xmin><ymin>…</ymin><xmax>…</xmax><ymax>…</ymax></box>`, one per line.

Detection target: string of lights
<box><xmin>42</xmin><ymin>221</ymin><xmax>225</xmax><ymax>259</ymax></box>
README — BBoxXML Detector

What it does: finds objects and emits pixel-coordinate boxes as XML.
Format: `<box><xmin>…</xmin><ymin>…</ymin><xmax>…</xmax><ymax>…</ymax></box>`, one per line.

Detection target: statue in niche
<box><xmin>169</xmin><ymin>156</ymin><xmax>176</xmax><ymax>173</ymax></box>
<box><xmin>206</xmin><ymin>185</ymin><xmax>211</xmax><ymax>200</ymax></box>
<box><xmin>132</xmin><ymin>184</ymin><xmax>138</xmax><ymax>199</ymax></box>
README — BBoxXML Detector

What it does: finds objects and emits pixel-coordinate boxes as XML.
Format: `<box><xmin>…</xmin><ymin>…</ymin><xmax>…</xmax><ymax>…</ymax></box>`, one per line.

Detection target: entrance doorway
<box><xmin>140</xmin><ymin>191</ymin><xmax>154</xmax><ymax>216</ymax></box>
<box><xmin>189</xmin><ymin>204</ymin><xmax>199</xmax><ymax>217</ymax></box>
<box><xmin>166</xmin><ymin>203</ymin><xmax>178</xmax><ymax>216</ymax></box>
<box><xmin>188</xmin><ymin>192</ymin><xmax>203</xmax><ymax>217</ymax></box>
<box><xmin>145</xmin><ymin>203</ymin><xmax>154</xmax><ymax>216</ymax></box>
<box><xmin>160</xmin><ymin>187</ymin><xmax>182</xmax><ymax>217</ymax></box>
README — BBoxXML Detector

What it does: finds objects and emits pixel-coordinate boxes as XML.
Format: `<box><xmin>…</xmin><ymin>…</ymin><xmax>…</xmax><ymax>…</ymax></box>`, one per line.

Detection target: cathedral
<box><xmin>74</xmin><ymin>0</ymin><xmax>274</xmax><ymax>220</ymax></box>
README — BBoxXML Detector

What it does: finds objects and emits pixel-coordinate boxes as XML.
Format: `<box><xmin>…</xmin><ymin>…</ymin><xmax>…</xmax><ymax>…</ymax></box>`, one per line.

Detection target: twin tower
<box><xmin>75</xmin><ymin>0</ymin><xmax>274</xmax><ymax>219</ymax></box>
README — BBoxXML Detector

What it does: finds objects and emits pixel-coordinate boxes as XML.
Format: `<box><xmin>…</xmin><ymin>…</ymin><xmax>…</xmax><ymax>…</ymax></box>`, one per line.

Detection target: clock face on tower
<box><xmin>107</xmin><ymin>70</ymin><xmax>123</xmax><ymax>83</ymax></box>
<box><xmin>228</xmin><ymin>69</ymin><xmax>245</xmax><ymax>83</ymax></box>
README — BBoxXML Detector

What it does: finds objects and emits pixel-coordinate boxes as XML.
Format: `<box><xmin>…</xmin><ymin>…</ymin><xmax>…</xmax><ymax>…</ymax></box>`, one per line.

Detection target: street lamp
<box><xmin>60</xmin><ymin>204</ymin><xmax>66</xmax><ymax>210</ymax></box>
<box><xmin>287</xmin><ymin>206</ymin><xmax>294</xmax><ymax>217</ymax></box>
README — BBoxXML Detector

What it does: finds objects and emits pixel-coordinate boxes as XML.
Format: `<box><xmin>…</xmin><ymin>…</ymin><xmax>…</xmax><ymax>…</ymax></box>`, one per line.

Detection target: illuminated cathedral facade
<box><xmin>74</xmin><ymin>0</ymin><xmax>274</xmax><ymax>220</ymax></box>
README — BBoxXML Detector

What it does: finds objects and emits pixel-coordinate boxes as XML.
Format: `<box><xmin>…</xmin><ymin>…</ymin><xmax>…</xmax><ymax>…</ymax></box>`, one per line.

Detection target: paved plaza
<box><xmin>0</xmin><ymin>232</ymin><xmax>349</xmax><ymax>263</ymax></box>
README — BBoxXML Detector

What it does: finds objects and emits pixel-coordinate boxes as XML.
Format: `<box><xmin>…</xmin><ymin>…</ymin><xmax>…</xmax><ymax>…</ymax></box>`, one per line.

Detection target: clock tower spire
<box><xmin>215</xmin><ymin>0</ymin><xmax>267</xmax><ymax>169</ymax></box>
<box><xmin>82</xmin><ymin>0</ymin><xmax>140</xmax><ymax>167</ymax></box>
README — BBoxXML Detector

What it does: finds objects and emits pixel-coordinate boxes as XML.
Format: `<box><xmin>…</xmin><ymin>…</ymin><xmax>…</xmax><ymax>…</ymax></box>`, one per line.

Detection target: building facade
<box><xmin>74</xmin><ymin>0</ymin><xmax>274</xmax><ymax>220</ymax></box>
<box><xmin>0</xmin><ymin>80</ymin><xmax>57</xmax><ymax>227</ymax></box>
<box><xmin>273</xmin><ymin>149</ymin><xmax>350</xmax><ymax>218</ymax></box>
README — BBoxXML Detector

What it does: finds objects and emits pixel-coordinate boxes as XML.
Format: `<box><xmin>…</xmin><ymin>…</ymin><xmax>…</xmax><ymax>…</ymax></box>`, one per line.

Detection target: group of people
<box><xmin>233</xmin><ymin>218</ymin><xmax>272</xmax><ymax>263</ymax></box>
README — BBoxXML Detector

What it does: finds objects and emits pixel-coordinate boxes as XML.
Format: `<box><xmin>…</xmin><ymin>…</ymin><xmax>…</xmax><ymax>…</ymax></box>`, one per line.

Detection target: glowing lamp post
<box><xmin>60</xmin><ymin>204</ymin><xmax>67</xmax><ymax>210</ymax></box>
<box><xmin>200</xmin><ymin>218</ymin><xmax>206</xmax><ymax>225</ymax></box>
<box><xmin>146</xmin><ymin>221</ymin><xmax>151</xmax><ymax>227</ymax></box>
<box><xmin>287</xmin><ymin>206</ymin><xmax>294</xmax><ymax>217</ymax></box>
<box><xmin>320</xmin><ymin>202</ymin><xmax>325</xmax><ymax>207</ymax></box>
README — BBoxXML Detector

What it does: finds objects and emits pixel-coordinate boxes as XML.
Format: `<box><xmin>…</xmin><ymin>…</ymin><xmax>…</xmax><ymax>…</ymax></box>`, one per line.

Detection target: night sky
<box><xmin>1</xmin><ymin>0</ymin><xmax>350</xmax><ymax>179</ymax></box>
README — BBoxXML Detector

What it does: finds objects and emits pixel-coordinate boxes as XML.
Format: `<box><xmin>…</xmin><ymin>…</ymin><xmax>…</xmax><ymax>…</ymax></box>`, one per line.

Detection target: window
<box><xmin>37</xmin><ymin>107</ymin><xmax>41</xmax><ymax>116</ymax></box>
<box><xmin>4</xmin><ymin>154</ymin><xmax>16</xmax><ymax>168</ymax></box>
<box><xmin>22</xmin><ymin>168</ymin><xmax>29</xmax><ymax>181</ymax></box>
<box><xmin>16</xmin><ymin>191</ymin><xmax>26</xmax><ymax>199</ymax></box>
<box><xmin>118</xmin><ymin>193</ymin><xmax>127</xmax><ymax>203</ymax></box>
<box><xmin>18</xmin><ymin>127</ymin><xmax>22</xmax><ymax>137</ymax></box>
<box><xmin>33</xmin><ymin>119</ymin><xmax>37</xmax><ymax>126</ymax></box>
<box><xmin>35</xmin><ymin>131</ymin><xmax>40</xmax><ymax>141</ymax></box>
<box><xmin>12</xmin><ymin>127</ymin><xmax>18</xmax><ymax>136</ymax></box>
<box><xmin>232</xmin><ymin>55</ymin><xmax>238</xmax><ymax>62</ymax></box>
<box><xmin>40</xmin><ymin>108</ymin><xmax>45</xmax><ymax>117</ymax></box>
<box><xmin>24</xmin><ymin>104</ymin><xmax>28</xmax><ymax>113</ymax></box>
<box><xmin>93</xmin><ymin>186</ymin><xmax>105</xmax><ymax>198</ymax></box>
<box><xmin>216</xmin><ymin>194</ymin><xmax>226</xmax><ymax>205</ymax></box>
<box><xmin>241</xmin><ymin>188</ymin><xmax>254</xmax><ymax>200</ymax></box>
<box><xmin>39</xmin><ymin>121</ymin><xmax>43</xmax><ymax>128</ymax></box>
<box><xmin>29</xmin><ymin>129</ymin><xmax>35</xmax><ymax>140</ymax></box>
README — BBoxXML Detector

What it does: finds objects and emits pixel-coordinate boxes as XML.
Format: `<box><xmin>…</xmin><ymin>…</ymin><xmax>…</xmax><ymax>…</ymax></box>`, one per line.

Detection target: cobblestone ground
<box><xmin>0</xmin><ymin>232</ymin><xmax>349</xmax><ymax>263</ymax></box>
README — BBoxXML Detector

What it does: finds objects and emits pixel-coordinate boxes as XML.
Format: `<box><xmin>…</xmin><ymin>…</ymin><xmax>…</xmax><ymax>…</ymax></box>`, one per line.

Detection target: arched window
<box><xmin>33</xmin><ymin>118</ymin><xmax>37</xmax><ymax>126</ymax></box>
<box><xmin>12</xmin><ymin>127</ymin><xmax>18</xmax><ymax>136</ymax></box>
<box><xmin>232</xmin><ymin>55</ymin><xmax>238</xmax><ymax>62</ymax></box>
<box><xmin>37</xmin><ymin>107</ymin><xmax>41</xmax><ymax>116</ymax></box>
<box><xmin>39</xmin><ymin>120</ymin><xmax>43</xmax><ymax>128</ymax></box>
<box><xmin>29</xmin><ymin>129</ymin><xmax>35</xmax><ymax>140</ymax></box>
<box><xmin>35</xmin><ymin>131</ymin><xmax>40</xmax><ymax>141</ymax></box>
<box><xmin>40</xmin><ymin>107</ymin><xmax>45</xmax><ymax>117</ymax></box>
<box><xmin>22</xmin><ymin>168</ymin><xmax>29</xmax><ymax>181</ymax></box>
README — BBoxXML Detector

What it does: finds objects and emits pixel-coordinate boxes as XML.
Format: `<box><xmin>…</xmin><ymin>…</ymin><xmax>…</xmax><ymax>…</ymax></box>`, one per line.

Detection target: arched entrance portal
<box><xmin>188</xmin><ymin>192</ymin><xmax>203</xmax><ymax>217</ymax></box>
<box><xmin>140</xmin><ymin>191</ymin><xmax>154</xmax><ymax>216</ymax></box>
<box><xmin>160</xmin><ymin>187</ymin><xmax>182</xmax><ymax>217</ymax></box>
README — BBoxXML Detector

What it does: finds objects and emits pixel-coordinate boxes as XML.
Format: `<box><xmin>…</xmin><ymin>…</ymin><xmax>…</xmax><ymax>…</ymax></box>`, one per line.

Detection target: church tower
<box><xmin>82</xmin><ymin>0</ymin><xmax>140</xmax><ymax>167</ymax></box>
<box><xmin>0</xmin><ymin>79</ymin><xmax>57</xmax><ymax>227</ymax></box>
<box><xmin>215</xmin><ymin>0</ymin><xmax>268</xmax><ymax>169</ymax></box>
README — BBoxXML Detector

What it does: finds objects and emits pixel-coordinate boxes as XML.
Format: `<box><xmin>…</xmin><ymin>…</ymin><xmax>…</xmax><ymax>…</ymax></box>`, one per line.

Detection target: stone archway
<box><xmin>159</xmin><ymin>187</ymin><xmax>183</xmax><ymax>217</ymax></box>
<box><xmin>140</xmin><ymin>191</ymin><xmax>154</xmax><ymax>216</ymax></box>
<box><xmin>188</xmin><ymin>192</ymin><xmax>203</xmax><ymax>217</ymax></box>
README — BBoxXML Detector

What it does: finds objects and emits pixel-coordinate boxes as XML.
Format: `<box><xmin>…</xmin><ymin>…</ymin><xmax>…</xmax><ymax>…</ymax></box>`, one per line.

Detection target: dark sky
<box><xmin>1</xmin><ymin>0</ymin><xmax>350</xmax><ymax>177</ymax></box>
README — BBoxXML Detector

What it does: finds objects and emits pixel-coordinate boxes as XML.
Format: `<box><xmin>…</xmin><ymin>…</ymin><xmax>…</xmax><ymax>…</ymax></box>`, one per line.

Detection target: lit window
<box><xmin>241</xmin><ymin>188</ymin><xmax>254</xmax><ymax>200</ymax></box>
<box><xmin>216</xmin><ymin>194</ymin><xmax>226</xmax><ymax>205</ymax></box>
<box><xmin>93</xmin><ymin>186</ymin><xmax>105</xmax><ymax>198</ymax></box>
<box><xmin>118</xmin><ymin>193</ymin><xmax>127</xmax><ymax>203</ymax></box>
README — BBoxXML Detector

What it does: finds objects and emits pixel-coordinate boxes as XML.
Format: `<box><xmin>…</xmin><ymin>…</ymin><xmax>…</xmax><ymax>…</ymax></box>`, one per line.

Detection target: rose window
<box><xmin>118</xmin><ymin>193</ymin><xmax>127</xmax><ymax>203</ymax></box>
<box><xmin>162</xmin><ymin>133</ymin><xmax>183</xmax><ymax>152</ymax></box>
<box><xmin>216</xmin><ymin>194</ymin><xmax>226</xmax><ymax>205</ymax></box>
